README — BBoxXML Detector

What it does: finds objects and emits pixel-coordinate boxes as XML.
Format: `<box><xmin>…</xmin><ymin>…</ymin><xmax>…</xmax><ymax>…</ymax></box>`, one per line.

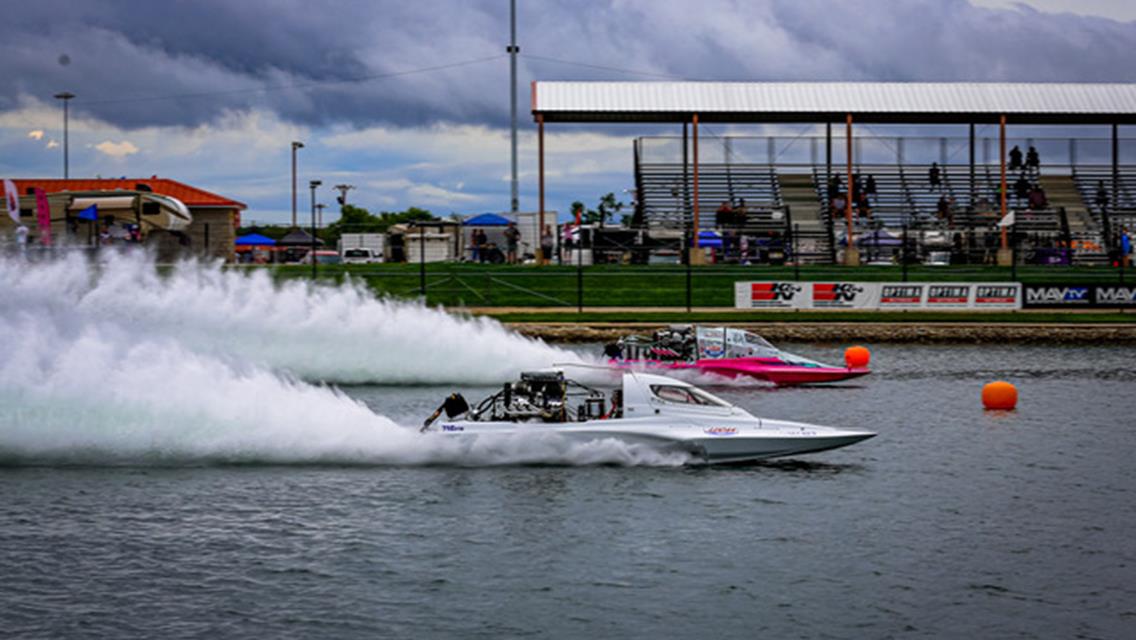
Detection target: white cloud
<box><xmin>95</xmin><ymin>140</ymin><xmax>140</xmax><ymax>157</ymax></box>
<box><xmin>27</xmin><ymin>129</ymin><xmax>43</xmax><ymax>140</ymax></box>
<box><xmin>970</xmin><ymin>0</ymin><xmax>1136</xmax><ymax>21</ymax></box>
<box><xmin>45</xmin><ymin>140</ymin><xmax>59</xmax><ymax>149</ymax></box>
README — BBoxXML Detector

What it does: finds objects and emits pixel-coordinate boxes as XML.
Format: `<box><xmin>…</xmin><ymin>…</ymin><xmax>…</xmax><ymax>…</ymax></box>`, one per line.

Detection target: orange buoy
<box><xmin>982</xmin><ymin>381</ymin><xmax>1018</xmax><ymax>410</ymax></box>
<box><xmin>844</xmin><ymin>345</ymin><xmax>871</xmax><ymax>369</ymax></box>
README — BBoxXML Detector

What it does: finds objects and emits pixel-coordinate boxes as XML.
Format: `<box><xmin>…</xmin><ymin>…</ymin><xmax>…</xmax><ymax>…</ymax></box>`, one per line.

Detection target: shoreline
<box><xmin>507</xmin><ymin>322</ymin><xmax>1136</xmax><ymax>344</ymax></box>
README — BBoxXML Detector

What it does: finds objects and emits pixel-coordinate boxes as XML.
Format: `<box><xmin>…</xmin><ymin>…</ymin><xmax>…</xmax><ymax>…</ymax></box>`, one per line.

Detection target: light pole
<box><xmin>309</xmin><ymin>179</ymin><xmax>321</xmax><ymax>278</ymax></box>
<box><xmin>315</xmin><ymin>203</ymin><xmax>326</xmax><ymax>228</ymax></box>
<box><xmin>291</xmin><ymin>141</ymin><xmax>304</xmax><ymax>228</ymax></box>
<box><xmin>54</xmin><ymin>92</ymin><xmax>75</xmax><ymax>179</ymax></box>
<box><xmin>333</xmin><ymin>184</ymin><xmax>354</xmax><ymax>214</ymax></box>
<box><xmin>508</xmin><ymin>0</ymin><xmax>519</xmax><ymax>214</ymax></box>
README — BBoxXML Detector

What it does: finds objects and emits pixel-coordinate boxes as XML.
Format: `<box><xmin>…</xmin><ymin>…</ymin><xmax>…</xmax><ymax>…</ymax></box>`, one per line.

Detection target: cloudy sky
<box><xmin>1</xmin><ymin>0</ymin><xmax>1134</xmax><ymax>224</ymax></box>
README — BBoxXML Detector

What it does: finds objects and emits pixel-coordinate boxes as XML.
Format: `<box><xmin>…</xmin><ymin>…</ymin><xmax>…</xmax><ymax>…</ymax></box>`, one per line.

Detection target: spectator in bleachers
<box><xmin>928</xmin><ymin>162</ymin><xmax>942</xmax><ymax>191</ymax></box>
<box><xmin>716</xmin><ymin>200</ymin><xmax>733</xmax><ymax>227</ymax></box>
<box><xmin>865</xmin><ymin>174</ymin><xmax>877</xmax><ymax>202</ymax></box>
<box><xmin>1121</xmin><ymin>227</ymin><xmax>1132</xmax><ymax>267</ymax></box>
<box><xmin>851</xmin><ymin>173</ymin><xmax>862</xmax><ymax>202</ymax></box>
<box><xmin>855</xmin><ymin>193</ymin><xmax>871</xmax><ymax>220</ymax></box>
<box><xmin>1027</xmin><ymin>185</ymin><xmax>1048</xmax><ymax>211</ymax></box>
<box><xmin>735</xmin><ymin>198</ymin><xmax>748</xmax><ymax>225</ymax></box>
<box><xmin>828</xmin><ymin>174</ymin><xmax>843</xmax><ymax>199</ymax></box>
<box><xmin>1095</xmin><ymin>180</ymin><xmax>1110</xmax><ymax>211</ymax></box>
<box><xmin>936</xmin><ymin>195</ymin><xmax>953</xmax><ymax>226</ymax></box>
<box><xmin>1009</xmin><ymin>145</ymin><xmax>1023</xmax><ymax>171</ymax></box>
<box><xmin>1014</xmin><ymin>173</ymin><xmax>1031</xmax><ymax>201</ymax></box>
<box><xmin>831</xmin><ymin>194</ymin><xmax>846</xmax><ymax>221</ymax></box>
<box><xmin>1025</xmin><ymin>146</ymin><xmax>1040</xmax><ymax>175</ymax></box>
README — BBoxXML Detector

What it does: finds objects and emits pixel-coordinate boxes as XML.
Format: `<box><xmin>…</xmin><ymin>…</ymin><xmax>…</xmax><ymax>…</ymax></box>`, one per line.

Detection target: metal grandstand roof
<box><xmin>532</xmin><ymin>82</ymin><xmax>1136</xmax><ymax>125</ymax></box>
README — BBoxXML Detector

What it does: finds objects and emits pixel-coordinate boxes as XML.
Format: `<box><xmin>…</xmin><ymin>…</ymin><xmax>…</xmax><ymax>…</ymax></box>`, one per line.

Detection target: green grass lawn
<box><xmin>249</xmin><ymin>263</ymin><xmax>1134</xmax><ymax>310</ymax></box>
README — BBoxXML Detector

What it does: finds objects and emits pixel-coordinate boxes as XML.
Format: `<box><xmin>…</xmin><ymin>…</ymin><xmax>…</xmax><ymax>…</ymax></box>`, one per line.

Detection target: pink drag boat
<box><xmin>605</xmin><ymin>326</ymin><xmax>870</xmax><ymax>386</ymax></box>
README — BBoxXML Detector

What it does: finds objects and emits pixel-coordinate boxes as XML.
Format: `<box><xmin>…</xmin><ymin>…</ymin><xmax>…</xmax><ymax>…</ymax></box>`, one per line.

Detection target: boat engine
<box><xmin>499</xmin><ymin>371</ymin><xmax>567</xmax><ymax>422</ymax></box>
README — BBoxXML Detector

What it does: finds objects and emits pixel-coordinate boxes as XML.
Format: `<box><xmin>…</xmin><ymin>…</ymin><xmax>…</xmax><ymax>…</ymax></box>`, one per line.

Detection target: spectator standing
<box><xmin>15</xmin><ymin>224</ymin><xmax>28</xmax><ymax>257</ymax></box>
<box><xmin>1008</xmin><ymin>145</ymin><xmax>1023</xmax><ymax>171</ymax></box>
<box><xmin>1094</xmin><ymin>180</ymin><xmax>1110</xmax><ymax>212</ymax></box>
<box><xmin>828</xmin><ymin>174</ymin><xmax>843</xmax><ymax>199</ymax></box>
<box><xmin>470</xmin><ymin>227</ymin><xmax>482</xmax><ymax>262</ymax></box>
<box><xmin>1122</xmin><ymin>226</ymin><xmax>1132</xmax><ymax>267</ymax></box>
<box><xmin>1025</xmin><ymin>146</ymin><xmax>1040</xmax><ymax>175</ymax></box>
<box><xmin>1014</xmin><ymin>173</ymin><xmax>1031</xmax><ymax>202</ymax></box>
<box><xmin>928</xmin><ymin>162</ymin><xmax>942</xmax><ymax>191</ymax></box>
<box><xmin>540</xmin><ymin>225</ymin><xmax>553</xmax><ymax>263</ymax></box>
<box><xmin>1027</xmin><ymin>185</ymin><xmax>1048</xmax><ymax>211</ymax></box>
<box><xmin>865</xmin><ymin>174</ymin><xmax>877</xmax><ymax>202</ymax></box>
<box><xmin>504</xmin><ymin>221</ymin><xmax>521</xmax><ymax>264</ymax></box>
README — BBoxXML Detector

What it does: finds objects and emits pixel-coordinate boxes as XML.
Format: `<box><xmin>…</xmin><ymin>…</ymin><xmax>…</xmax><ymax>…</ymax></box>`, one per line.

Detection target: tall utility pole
<box><xmin>315</xmin><ymin>203</ymin><xmax>326</xmax><ymax>228</ymax></box>
<box><xmin>54</xmin><ymin>92</ymin><xmax>75</xmax><ymax>179</ymax></box>
<box><xmin>508</xmin><ymin>0</ymin><xmax>519</xmax><ymax>213</ymax></box>
<box><xmin>291</xmin><ymin>141</ymin><xmax>304</xmax><ymax>228</ymax></box>
<box><xmin>333</xmin><ymin>183</ymin><xmax>355</xmax><ymax>214</ymax></box>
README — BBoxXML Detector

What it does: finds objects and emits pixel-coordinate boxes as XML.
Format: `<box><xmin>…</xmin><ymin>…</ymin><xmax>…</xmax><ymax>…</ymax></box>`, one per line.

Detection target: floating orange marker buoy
<box><xmin>982</xmin><ymin>381</ymin><xmax>1018</xmax><ymax>410</ymax></box>
<box><xmin>844</xmin><ymin>345</ymin><xmax>871</xmax><ymax>369</ymax></box>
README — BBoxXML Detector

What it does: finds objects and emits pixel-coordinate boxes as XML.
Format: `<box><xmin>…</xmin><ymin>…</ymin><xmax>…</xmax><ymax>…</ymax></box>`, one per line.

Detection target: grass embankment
<box><xmin>255</xmin><ymin>263</ymin><xmax>1133</xmax><ymax>310</ymax></box>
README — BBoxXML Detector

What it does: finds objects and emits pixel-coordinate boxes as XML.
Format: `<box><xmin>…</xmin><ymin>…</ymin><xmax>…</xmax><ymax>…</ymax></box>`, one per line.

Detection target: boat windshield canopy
<box><xmin>649</xmin><ymin>384</ymin><xmax>732</xmax><ymax>408</ymax></box>
<box><xmin>694</xmin><ymin>327</ymin><xmax>827</xmax><ymax>367</ymax></box>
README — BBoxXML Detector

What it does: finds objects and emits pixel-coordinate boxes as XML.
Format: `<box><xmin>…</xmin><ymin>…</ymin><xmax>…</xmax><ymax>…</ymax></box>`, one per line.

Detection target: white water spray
<box><xmin>0</xmin><ymin>254</ymin><xmax>681</xmax><ymax>466</ymax></box>
<box><xmin>0</xmin><ymin>252</ymin><xmax>582</xmax><ymax>384</ymax></box>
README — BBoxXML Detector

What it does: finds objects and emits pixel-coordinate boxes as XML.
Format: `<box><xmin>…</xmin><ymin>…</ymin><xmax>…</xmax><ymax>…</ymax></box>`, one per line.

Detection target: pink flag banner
<box><xmin>34</xmin><ymin>187</ymin><xmax>52</xmax><ymax>246</ymax></box>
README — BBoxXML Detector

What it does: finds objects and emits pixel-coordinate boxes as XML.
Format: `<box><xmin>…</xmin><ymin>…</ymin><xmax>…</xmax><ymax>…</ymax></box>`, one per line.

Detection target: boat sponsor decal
<box><xmin>441</xmin><ymin>424</ymin><xmax>464</xmax><ymax>432</ymax></box>
<box><xmin>700</xmin><ymin>343</ymin><xmax>725</xmax><ymax>358</ymax></box>
<box><xmin>703</xmin><ymin>426</ymin><xmax>738</xmax><ymax>436</ymax></box>
<box><xmin>879</xmin><ymin>284</ymin><xmax>924</xmax><ymax>308</ymax></box>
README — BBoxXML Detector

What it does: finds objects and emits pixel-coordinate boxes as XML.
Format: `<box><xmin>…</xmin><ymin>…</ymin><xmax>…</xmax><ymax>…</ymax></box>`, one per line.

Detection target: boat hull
<box><xmin>430</xmin><ymin>417</ymin><xmax>875</xmax><ymax>465</ymax></box>
<box><xmin>613</xmin><ymin>358</ymin><xmax>870</xmax><ymax>385</ymax></box>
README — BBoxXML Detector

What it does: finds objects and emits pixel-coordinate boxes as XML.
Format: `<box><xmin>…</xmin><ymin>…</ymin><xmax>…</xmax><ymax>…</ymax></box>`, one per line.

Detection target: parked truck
<box><xmin>338</xmin><ymin>233</ymin><xmax>385</xmax><ymax>263</ymax></box>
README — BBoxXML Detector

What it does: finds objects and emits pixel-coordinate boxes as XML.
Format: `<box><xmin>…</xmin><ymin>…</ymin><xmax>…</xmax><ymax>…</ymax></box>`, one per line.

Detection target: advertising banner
<box><xmin>734</xmin><ymin>281</ymin><xmax>805</xmax><ymax>309</ymax></box>
<box><xmin>972</xmin><ymin>283</ymin><xmax>1022</xmax><ymax>310</ymax></box>
<box><xmin>1022</xmin><ymin>283</ymin><xmax>1136</xmax><ymax>308</ymax></box>
<box><xmin>878</xmin><ymin>284</ymin><xmax>925</xmax><ymax>309</ymax></box>
<box><xmin>735</xmin><ymin>281</ymin><xmax>1024</xmax><ymax>310</ymax></box>
<box><xmin>810</xmin><ymin>282</ymin><xmax>881</xmax><ymax>309</ymax></box>
<box><xmin>1021</xmin><ymin>283</ymin><xmax>1094</xmax><ymax>308</ymax></box>
<box><xmin>925</xmin><ymin>283</ymin><xmax>973</xmax><ymax>309</ymax></box>
<box><xmin>1094</xmin><ymin>284</ymin><xmax>1136</xmax><ymax>307</ymax></box>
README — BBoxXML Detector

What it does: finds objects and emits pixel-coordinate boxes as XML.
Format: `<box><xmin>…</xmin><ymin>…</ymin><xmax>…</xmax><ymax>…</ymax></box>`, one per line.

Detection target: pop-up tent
<box><xmin>235</xmin><ymin>233</ymin><xmax>276</xmax><ymax>246</ymax></box>
<box><xmin>463</xmin><ymin>212</ymin><xmax>511</xmax><ymax>226</ymax></box>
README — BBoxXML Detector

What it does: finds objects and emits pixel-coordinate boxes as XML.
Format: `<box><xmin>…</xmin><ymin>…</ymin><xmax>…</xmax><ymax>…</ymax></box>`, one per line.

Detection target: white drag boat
<box><xmin>421</xmin><ymin>371</ymin><xmax>874</xmax><ymax>464</ymax></box>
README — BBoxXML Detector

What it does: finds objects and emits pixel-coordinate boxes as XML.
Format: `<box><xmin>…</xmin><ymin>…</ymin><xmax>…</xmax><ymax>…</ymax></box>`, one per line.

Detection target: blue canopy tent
<box><xmin>236</xmin><ymin>233</ymin><xmax>277</xmax><ymax>246</ymax></box>
<box><xmin>463</xmin><ymin>213</ymin><xmax>511</xmax><ymax>226</ymax></box>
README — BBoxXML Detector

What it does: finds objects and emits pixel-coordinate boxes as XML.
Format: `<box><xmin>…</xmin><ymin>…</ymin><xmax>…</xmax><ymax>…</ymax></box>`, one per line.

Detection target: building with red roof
<box><xmin>5</xmin><ymin>177</ymin><xmax>246</xmax><ymax>261</ymax></box>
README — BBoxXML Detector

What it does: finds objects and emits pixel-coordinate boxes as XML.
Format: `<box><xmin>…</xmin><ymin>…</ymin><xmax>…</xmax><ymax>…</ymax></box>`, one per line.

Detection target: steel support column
<box><xmin>538</xmin><ymin>114</ymin><xmax>545</xmax><ymax>264</ymax></box>
<box><xmin>693</xmin><ymin>113</ymin><xmax>700</xmax><ymax>248</ymax></box>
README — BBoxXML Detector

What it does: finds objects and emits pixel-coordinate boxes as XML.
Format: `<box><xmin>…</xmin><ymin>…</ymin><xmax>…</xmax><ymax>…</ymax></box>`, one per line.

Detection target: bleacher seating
<box><xmin>637</xmin><ymin>163</ymin><xmax>785</xmax><ymax>232</ymax></box>
<box><xmin>631</xmin><ymin>143</ymin><xmax>1127</xmax><ymax>264</ymax></box>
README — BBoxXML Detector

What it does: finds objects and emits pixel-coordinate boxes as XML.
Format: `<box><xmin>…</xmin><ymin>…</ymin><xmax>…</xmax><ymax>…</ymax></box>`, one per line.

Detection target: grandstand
<box><xmin>532</xmin><ymin>81</ymin><xmax>1136</xmax><ymax>265</ymax></box>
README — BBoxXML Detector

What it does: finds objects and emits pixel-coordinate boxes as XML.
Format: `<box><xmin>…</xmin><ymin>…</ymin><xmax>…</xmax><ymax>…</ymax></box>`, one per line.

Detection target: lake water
<box><xmin>3</xmin><ymin>343</ymin><xmax>1135</xmax><ymax>639</ymax></box>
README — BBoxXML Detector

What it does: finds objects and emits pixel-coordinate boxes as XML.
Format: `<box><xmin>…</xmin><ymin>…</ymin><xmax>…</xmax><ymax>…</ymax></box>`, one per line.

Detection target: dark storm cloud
<box><xmin>2</xmin><ymin>0</ymin><xmax>1134</xmax><ymax>130</ymax></box>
